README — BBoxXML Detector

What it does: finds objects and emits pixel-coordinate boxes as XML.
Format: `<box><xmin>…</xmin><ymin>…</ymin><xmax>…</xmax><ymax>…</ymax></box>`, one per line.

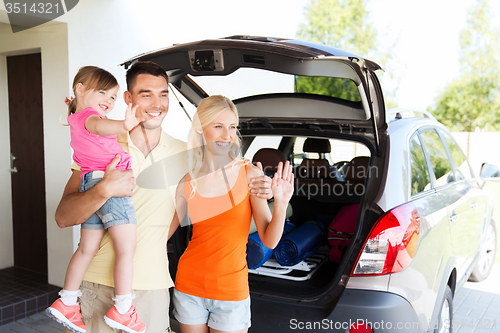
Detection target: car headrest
<box><xmin>344</xmin><ymin>156</ymin><xmax>370</xmax><ymax>183</ymax></box>
<box><xmin>298</xmin><ymin>159</ymin><xmax>331</xmax><ymax>178</ymax></box>
<box><xmin>252</xmin><ymin>148</ymin><xmax>286</xmax><ymax>176</ymax></box>
<box><xmin>303</xmin><ymin>138</ymin><xmax>331</xmax><ymax>154</ymax></box>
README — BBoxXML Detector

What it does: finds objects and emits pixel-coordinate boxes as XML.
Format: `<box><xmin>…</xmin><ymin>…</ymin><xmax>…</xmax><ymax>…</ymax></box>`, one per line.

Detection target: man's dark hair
<box><xmin>126</xmin><ymin>61</ymin><xmax>169</xmax><ymax>91</ymax></box>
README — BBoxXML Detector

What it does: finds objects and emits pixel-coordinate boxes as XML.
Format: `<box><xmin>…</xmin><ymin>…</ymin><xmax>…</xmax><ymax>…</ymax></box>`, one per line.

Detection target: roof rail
<box><xmin>387</xmin><ymin>108</ymin><xmax>436</xmax><ymax>121</ymax></box>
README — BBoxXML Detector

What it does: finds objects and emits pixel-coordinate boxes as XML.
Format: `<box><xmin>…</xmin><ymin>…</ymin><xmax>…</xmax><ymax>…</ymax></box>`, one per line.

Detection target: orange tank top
<box><xmin>174</xmin><ymin>164</ymin><xmax>252</xmax><ymax>301</ymax></box>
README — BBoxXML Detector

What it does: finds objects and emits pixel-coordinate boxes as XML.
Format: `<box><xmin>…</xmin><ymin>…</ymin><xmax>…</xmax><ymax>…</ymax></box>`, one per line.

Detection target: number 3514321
<box><xmin>5</xmin><ymin>2</ymin><xmax>61</xmax><ymax>14</ymax></box>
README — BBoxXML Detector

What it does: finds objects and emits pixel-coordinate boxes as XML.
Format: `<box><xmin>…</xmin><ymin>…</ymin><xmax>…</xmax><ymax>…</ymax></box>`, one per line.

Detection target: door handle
<box><xmin>10</xmin><ymin>153</ymin><xmax>18</xmax><ymax>173</ymax></box>
<box><xmin>449</xmin><ymin>213</ymin><xmax>459</xmax><ymax>224</ymax></box>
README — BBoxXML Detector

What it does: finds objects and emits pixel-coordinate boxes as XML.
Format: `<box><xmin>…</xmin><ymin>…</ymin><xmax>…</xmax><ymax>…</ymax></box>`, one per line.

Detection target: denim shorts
<box><xmin>80</xmin><ymin>171</ymin><xmax>137</xmax><ymax>230</ymax></box>
<box><xmin>173</xmin><ymin>289</ymin><xmax>251</xmax><ymax>331</ymax></box>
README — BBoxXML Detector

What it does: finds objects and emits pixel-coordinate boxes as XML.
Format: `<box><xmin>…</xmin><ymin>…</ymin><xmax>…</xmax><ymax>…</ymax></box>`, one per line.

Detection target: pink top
<box><xmin>68</xmin><ymin>107</ymin><xmax>131</xmax><ymax>178</ymax></box>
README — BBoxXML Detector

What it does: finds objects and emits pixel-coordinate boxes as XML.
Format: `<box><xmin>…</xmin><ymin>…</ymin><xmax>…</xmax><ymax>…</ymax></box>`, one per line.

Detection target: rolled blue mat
<box><xmin>247</xmin><ymin>220</ymin><xmax>296</xmax><ymax>269</ymax></box>
<box><xmin>247</xmin><ymin>232</ymin><xmax>273</xmax><ymax>269</ymax></box>
<box><xmin>274</xmin><ymin>220</ymin><xmax>326</xmax><ymax>266</ymax></box>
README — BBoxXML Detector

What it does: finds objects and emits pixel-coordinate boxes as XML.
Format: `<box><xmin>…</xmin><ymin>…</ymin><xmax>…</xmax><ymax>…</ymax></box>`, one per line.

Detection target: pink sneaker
<box><xmin>103</xmin><ymin>305</ymin><xmax>146</xmax><ymax>333</ymax></box>
<box><xmin>46</xmin><ymin>299</ymin><xmax>86</xmax><ymax>333</ymax></box>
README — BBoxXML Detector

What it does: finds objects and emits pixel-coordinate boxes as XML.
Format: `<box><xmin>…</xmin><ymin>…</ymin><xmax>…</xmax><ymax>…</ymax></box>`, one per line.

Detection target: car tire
<box><xmin>434</xmin><ymin>285</ymin><xmax>453</xmax><ymax>333</ymax></box>
<box><xmin>468</xmin><ymin>220</ymin><xmax>497</xmax><ymax>282</ymax></box>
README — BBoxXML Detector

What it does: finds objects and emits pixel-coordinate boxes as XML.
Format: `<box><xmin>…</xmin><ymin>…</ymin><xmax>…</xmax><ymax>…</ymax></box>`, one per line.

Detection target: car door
<box><xmin>419</xmin><ymin>128</ymin><xmax>471</xmax><ymax>281</ymax></box>
<box><xmin>439</xmin><ymin>129</ymin><xmax>485</xmax><ymax>273</ymax></box>
<box><xmin>402</xmin><ymin>131</ymin><xmax>453</xmax><ymax>327</ymax></box>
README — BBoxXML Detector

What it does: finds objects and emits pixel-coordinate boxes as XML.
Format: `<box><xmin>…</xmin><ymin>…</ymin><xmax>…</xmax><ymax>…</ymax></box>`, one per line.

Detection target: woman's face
<box><xmin>202</xmin><ymin>109</ymin><xmax>238</xmax><ymax>157</ymax></box>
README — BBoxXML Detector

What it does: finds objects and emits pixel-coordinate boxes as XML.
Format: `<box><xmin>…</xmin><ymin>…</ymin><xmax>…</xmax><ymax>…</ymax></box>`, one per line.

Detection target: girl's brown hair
<box><xmin>68</xmin><ymin>66</ymin><xmax>118</xmax><ymax>115</ymax></box>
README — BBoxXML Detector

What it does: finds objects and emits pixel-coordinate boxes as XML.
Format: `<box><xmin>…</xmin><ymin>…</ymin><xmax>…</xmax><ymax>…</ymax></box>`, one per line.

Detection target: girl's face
<box><xmin>81</xmin><ymin>85</ymin><xmax>119</xmax><ymax>116</ymax></box>
<box><xmin>202</xmin><ymin>109</ymin><xmax>238</xmax><ymax>157</ymax></box>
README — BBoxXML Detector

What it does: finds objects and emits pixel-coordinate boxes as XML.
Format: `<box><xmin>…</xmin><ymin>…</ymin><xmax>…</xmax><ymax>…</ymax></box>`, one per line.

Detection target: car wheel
<box><xmin>468</xmin><ymin>220</ymin><xmax>497</xmax><ymax>282</ymax></box>
<box><xmin>434</xmin><ymin>285</ymin><xmax>453</xmax><ymax>333</ymax></box>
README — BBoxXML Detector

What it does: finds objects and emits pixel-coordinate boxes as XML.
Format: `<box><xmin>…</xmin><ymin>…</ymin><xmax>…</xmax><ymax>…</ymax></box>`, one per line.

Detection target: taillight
<box><xmin>350</xmin><ymin>323</ymin><xmax>373</xmax><ymax>332</ymax></box>
<box><xmin>351</xmin><ymin>202</ymin><xmax>420</xmax><ymax>275</ymax></box>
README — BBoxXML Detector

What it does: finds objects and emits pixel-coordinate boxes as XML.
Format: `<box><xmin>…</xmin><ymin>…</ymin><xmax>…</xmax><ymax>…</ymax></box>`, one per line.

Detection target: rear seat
<box><xmin>343</xmin><ymin>156</ymin><xmax>370</xmax><ymax>183</ymax></box>
<box><xmin>295</xmin><ymin>153</ymin><xmax>370</xmax><ymax>203</ymax></box>
<box><xmin>252</xmin><ymin>147</ymin><xmax>286</xmax><ymax>177</ymax></box>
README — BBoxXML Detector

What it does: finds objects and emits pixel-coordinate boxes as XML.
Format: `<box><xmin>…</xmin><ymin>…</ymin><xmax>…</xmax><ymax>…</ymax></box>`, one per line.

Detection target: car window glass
<box><xmin>188</xmin><ymin>69</ymin><xmax>294</xmax><ymax>101</ymax></box>
<box><xmin>410</xmin><ymin>134</ymin><xmax>431</xmax><ymax>195</ymax></box>
<box><xmin>420</xmin><ymin>129</ymin><xmax>455</xmax><ymax>187</ymax></box>
<box><xmin>294</xmin><ymin>76</ymin><xmax>361</xmax><ymax>102</ymax></box>
<box><xmin>292</xmin><ymin>137</ymin><xmax>370</xmax><ymax>166</ymax></box>
<box><xmin>292</xmin><ymin>137</ymin><xmax>370</xmax><ymax>181</ymax></box>
<box><xmin>439</xmin><ymin>130</ymin><xmax>473</xmax><ymax>180</ymax></box>
<box><xmin>293</xmin><ymin>137</ymin><xmax>328</xmax><ymax>165</ymax></box>
<box><xmin>185</xmin><ymin>69</ymin><xmax>362</xmax><ymax>103</ymax></box>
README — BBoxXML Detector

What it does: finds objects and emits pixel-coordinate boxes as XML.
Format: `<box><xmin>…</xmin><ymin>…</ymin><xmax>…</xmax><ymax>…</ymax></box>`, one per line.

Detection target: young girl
<box><xmin>47</xmin><ymin>66</ymin><xmax>146</xmax><ymax>333</ymax></box>
<box><xmin>171</xmin><ymin>95</ymin><xmax>294</xmax><ymax>333</ymax></box>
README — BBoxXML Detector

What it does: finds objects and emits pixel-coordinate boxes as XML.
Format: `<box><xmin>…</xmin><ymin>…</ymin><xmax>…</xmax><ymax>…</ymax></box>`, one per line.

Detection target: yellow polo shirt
<box><xmin>76</xmin><ymin>131</ymin><xmax>187</xmax><ymax>290</ymax></box>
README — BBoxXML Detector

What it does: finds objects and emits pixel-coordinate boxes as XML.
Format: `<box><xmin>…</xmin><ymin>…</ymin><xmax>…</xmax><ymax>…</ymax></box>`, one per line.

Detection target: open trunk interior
<box><xmin>243</xmin><ymin>134</ymin><xmax>371</xmax><ymax>300</ymax></box>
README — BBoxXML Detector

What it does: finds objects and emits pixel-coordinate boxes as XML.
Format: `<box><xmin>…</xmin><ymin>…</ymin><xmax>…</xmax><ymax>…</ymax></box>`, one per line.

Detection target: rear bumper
<box><xmin>249</xmin><ymin>289</ymin><xmax>424</xmax><ymax>333</ymax></box>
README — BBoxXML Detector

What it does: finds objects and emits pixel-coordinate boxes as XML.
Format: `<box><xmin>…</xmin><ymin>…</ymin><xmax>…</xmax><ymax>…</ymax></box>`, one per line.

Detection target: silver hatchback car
<box><xmin>123</xmin><ymin>36</ymin><xmax>497</xmax><ymax>333</ymax></box>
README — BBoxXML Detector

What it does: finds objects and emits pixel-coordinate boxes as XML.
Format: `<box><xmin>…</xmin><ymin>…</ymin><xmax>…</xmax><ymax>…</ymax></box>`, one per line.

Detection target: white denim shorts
<box><xmin>172</xmin><ymin>289</ymin><xmax>251</xmax><ymax>331</ymax></box>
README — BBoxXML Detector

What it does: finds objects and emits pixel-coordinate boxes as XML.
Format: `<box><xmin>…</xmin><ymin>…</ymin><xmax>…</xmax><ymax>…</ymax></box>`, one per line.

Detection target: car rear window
<box><xmin>420</xmin><ymin>129</ymin><xmax>454</xmax><ymax>187</ymax></box>
<box><xmin>439</xmin><ymin>130</ymin><xmax>473</xmax><ymax>180</ymax></box>
<box><xmin>410</xmin><ymin>133</ymin><xmax>431</xmax><ymax>195</ymax></box>
<box><xmin>293</xmin><ymin>137</ymin><xmax>369</xmax><ymax>166</ymax></box>
<box><xmin>294</xmin><ymin>76</ymin><xmax>361</xmax><ymax>102</ymax></box>
<box><xmin>187</xmin><ymin>68</ymin><xmax>361</xmax><ymax>103</ymax></box>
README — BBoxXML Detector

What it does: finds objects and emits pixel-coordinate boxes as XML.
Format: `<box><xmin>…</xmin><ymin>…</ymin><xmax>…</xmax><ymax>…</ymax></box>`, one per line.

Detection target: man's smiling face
<box><xmin>126</xmin><ymin>73</ymin><xmax>169</xmax><ymax>130</ymax></box>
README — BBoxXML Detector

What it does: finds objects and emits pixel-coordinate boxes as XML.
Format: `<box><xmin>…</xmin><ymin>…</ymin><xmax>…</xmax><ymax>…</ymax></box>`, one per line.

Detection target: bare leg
<box><xmin>64</xmin><ymin>228</ymin><xmax>105</xmax><ymax>291</ymax></box>
<box><xmin>179</xmin><ymin>323</ymin><xmax>247</xmax><ymax>333</ymax></box>
<box><xmin>107</xmin><ymin>224</ymin><xmax>137</xmax><ymax>295</ymax></box>
<box><xmin>180</xmin><ymin>323</ymin><xmax>209</xmax><ymax>333</ymax></box>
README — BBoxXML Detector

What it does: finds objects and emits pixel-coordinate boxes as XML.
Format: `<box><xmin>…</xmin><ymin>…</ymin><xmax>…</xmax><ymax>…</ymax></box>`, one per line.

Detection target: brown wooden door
<box><xmin>7</xmin><ymin>53</ymin><xmax>48</xmax><ymax>274</ymax></box>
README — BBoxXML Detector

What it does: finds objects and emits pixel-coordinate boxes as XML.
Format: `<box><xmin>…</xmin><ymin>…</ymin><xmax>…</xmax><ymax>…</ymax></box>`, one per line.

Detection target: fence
<box><xmin>452</xmin><ymin>132</ymin><xmax>500</xmax><ymax>176</ymax></box>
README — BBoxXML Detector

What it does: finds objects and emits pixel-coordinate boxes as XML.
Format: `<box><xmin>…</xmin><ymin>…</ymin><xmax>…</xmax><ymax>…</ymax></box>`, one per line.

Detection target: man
<box><xmin>55</xmin><ymin>61</ymin><xmax>272</xmax><ymax>332</ymax></box>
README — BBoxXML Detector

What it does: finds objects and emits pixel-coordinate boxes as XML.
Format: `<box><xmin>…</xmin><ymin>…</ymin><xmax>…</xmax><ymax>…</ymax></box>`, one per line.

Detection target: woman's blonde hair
<box><xmin>67</xmin><ymin>66</ymin><xmax>118</xmax><ymax>116</ymax></box>
<box><xmin>187</xmin><ymin>95</ymin><xmax>244</xmax><ymax>196</ymax></box>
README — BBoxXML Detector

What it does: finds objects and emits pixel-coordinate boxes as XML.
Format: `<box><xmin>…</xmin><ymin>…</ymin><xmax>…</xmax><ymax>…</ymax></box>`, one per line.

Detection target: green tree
<box><xmin>295</xmin><ymin>0</ymin><xmax>396</xmax><ymax>106</ymax></box>
<box><xmin>431</xmin><ymin>75</ymin><xmax>498</xmax><ymax>131</ymax></box>
<box><xmin>430</xmin><ymin>0</ymin><xmax>500</xmax><ymax>131</ymax></box>
<box><xmin>459</xmin><ymin>0</ymin><xmax>500</xmax><ymax>79</ymax></box>
<box><xmin>297</xmin><ymin>0</ymin><xmax>376</xmax><ymax>55</ymax></box>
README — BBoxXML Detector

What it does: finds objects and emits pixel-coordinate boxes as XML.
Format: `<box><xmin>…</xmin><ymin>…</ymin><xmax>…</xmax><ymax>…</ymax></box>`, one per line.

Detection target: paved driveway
<box><xmin>1</xmin><ymin>266</ymin><xmax>499</xmax><ymax>333</ymax></box>
<box><xmin>453</xmin><ymin>265</ymin><xmax>500</xmax><ymax>332</ymax></box>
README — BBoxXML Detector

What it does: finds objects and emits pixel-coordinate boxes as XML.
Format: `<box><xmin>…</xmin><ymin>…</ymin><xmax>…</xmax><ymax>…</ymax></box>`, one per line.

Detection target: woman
<box><xmin>170</xmin><ymin>95</ymin><xmax>294</xmax><ymax>333</ymax></box>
